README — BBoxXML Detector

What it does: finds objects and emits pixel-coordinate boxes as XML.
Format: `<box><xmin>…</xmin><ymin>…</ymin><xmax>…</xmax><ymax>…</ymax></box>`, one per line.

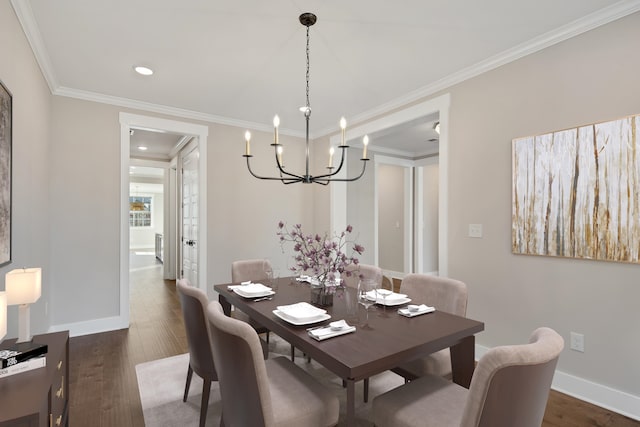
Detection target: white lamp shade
<box><xmin>6</xmin><ymin>268</ymin><xmax>42</xmax><ymax>305</ymax></box>
<box><xmin>0</xmin><ymin>291</ymin><xmax>6</xmax><ymax>340</ymax></box>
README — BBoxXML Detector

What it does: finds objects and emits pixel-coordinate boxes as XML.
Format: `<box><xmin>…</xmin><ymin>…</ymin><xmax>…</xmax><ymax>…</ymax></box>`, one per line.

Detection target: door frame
<box><xmin>329</xmin><ymin>93</ymin><xmax>450</xmax><ymax>276</ymax></box>
<box><xmin>119</xmin><ymin>113</ymin><xmax>208</xmax><ymax>327</ymax></box>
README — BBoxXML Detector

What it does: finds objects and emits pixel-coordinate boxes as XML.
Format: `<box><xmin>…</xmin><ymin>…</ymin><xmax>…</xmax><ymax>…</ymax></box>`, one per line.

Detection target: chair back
<box><xmin>206</xmin><ymin>300</ymin><xmax>274</xmax><ymax>426</ymax></box>
<box><xmin>461</xmin><ymin>327</ymin><xmax>564</xmax><ymax>427</ymax></box>
<box><xmin>176</xmin><ymin>279</ymin><xmax>217</xmax><ymax>381</ymax></box>
<box><xmin>232</xmin><ymin>259</ymin><xmax>271</xmax><ymax>283</ymax></box>
<box><xmin>342</xmin><ymin>264</ymin><xmax>383</xmax><ymax>288</ymax></box>
<box><xmin>400</xmin><ymin>273</ymin><xmax>467</xmax><ymax>316</ymax></box>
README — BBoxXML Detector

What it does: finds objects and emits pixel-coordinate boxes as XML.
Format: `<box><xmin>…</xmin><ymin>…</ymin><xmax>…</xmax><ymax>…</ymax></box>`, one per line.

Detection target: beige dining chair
<box><xmin>392</xmin><ymin>273</ymin><xmax>468</xmax><ymax>381</ymax></box>
<box><xmin>342</xmin><ymin>263</ymin><xmax>383</xmax><ymax>289</ymax></box>
<box><xmin>231</xmin><ymin>259</ymin><xmax>273</xmax><ymax>343</ymax></box>
<box><xmin>206</xmin><ymin>300</ymin><xmax>340</xmax><ymax>427</ymax></box>
<box><xmin>373</xmin><ymin>327</ymin><xmax>564</xmax><ymax>427</ymax></box>
<box><xmin>176</xmin><ymin>279</ymin><xmax>218</xmax><ymax>427</ymax></box>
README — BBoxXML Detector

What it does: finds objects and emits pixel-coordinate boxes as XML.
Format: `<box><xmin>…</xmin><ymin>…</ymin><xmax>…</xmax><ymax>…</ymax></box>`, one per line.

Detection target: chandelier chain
<box><xmin>305</xmin><ymin>25</ymin><xmax>310</xmax><ymax>110</ymax></box>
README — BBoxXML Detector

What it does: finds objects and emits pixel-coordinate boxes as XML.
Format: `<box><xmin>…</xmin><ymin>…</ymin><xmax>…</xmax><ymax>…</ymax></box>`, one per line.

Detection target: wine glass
<box><xmin>357</xmin><ymin>278</ymin><xmax>377</xmax><ymax>329</ymax></box>
<box><xmin>376</xmin><ymin>281</ymin><xmax>392</xmax><ymax>317</ymax></box>
<box><xmin>263</xmin><ymin>260</ymin><xmax>275</xmax><ymax>290</ymax></box>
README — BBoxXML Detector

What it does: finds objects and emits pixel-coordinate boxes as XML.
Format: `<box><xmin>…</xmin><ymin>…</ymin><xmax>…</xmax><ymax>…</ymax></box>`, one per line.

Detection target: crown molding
<box><xmin>315</xmin><ymin>0</ymin><xmax>640</xmax><ymax>138</ymax></box>
<box><xmin>10</xmin><ymin>0</ymin><xmax>59</xmax><ymax>92</ymax></box>
<box><xmin>14</xmin><ymin>0</ymin><xmax>640</xmax><ymax>140</ymax></box>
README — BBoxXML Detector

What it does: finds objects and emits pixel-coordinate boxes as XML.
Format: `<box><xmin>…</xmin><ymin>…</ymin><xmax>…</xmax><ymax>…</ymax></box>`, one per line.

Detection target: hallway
<box><xmin>68</xmin><ymin>250</ymin><xmax>186</xmax><ymax>426</ymax></box>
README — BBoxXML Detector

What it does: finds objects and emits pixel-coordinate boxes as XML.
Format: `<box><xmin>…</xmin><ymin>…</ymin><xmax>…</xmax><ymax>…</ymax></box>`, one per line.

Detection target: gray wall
<box><xmin>377</xmin><ymin>164</ymin><xmax>405</xmax><ymax>271</ymax></box>
<box><xmin>0</xmin><ymin>2</ymin><xmax>52</xmax><ymax>337</ymax></box>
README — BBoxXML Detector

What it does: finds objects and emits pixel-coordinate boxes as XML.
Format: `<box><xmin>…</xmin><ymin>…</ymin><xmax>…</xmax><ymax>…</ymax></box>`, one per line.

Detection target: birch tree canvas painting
<box><xmin>512</xmin><ymin>114</ymin><xmax>640</xmax><ymax>263</ymax></box>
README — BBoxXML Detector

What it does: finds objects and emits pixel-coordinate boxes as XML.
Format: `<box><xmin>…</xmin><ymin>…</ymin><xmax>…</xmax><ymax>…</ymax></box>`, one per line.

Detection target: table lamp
<box><xmin>6</xmin><ymin>268</ymin><xmax>42</xmax><ymax>343</ymax></box>
<box><xmin>0</xmin><ymin>291</ymin><xmax>6</xmax><ymax>342</ymax></box>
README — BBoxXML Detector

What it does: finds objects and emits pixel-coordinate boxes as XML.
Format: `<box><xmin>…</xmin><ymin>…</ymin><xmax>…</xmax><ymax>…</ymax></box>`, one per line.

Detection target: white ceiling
<box><xmin>14</xmin><ymin>0</ymin><xmax>639</xmax><ymax>154</ymax></box>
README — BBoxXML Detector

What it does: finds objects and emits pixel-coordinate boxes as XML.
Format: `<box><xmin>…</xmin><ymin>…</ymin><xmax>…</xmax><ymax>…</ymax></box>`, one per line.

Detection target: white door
<box><xmin>180</xmin><ymin>144</ymin><xmax>199</xmax><ymax>285</ymax></box>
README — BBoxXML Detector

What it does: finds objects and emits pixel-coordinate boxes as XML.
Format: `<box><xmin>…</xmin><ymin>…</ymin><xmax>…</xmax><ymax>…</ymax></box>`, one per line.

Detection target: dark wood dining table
<box><xmin>214</xmin><ymin>277</ymin><xmax>484</xmax><ymax>426</ymax></box>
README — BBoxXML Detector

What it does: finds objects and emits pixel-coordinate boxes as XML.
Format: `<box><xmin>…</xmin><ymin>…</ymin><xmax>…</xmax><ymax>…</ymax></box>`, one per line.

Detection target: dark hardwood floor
<box><xmin>67</xmin><ymin>253</ymin><xmax>639</xmax><ymax>426</ymax></box>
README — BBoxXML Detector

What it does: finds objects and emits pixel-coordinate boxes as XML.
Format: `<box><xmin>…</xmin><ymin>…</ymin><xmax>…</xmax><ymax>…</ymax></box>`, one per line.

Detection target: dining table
<box><xmin>214</xmin><ymin>277</ymin><xmax>484</xmax><ymax>426</ymax></box>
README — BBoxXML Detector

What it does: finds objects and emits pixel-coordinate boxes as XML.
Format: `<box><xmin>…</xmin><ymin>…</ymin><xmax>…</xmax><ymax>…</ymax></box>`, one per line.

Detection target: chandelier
<box><xmin>242</xmin><ymin>13</ymin><xmax>369</xmax><ymax>185</ymax></box>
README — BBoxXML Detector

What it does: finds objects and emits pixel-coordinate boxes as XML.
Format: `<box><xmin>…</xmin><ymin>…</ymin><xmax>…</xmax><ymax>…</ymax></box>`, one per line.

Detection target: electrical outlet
<box><xmin>468</xmin><ymin>224</ymin><xmax>483</xmax><ymax>238</ymax></box>
<box><xmin>570</xmin><ymin>332</ymin><xmax>584</xmax><ymax>352</ymax></box>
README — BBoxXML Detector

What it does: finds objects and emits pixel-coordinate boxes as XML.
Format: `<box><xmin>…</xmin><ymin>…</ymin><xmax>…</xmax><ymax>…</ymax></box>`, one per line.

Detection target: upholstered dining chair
<box><xmin>373</xmin><ymin>327</ymin><xmax>564</xmax><ymax>427</ymax></box>
<box><xmin>176</xmin><ymin>279</ymin><xmax>218</xmax><ymax>427</ymax></box>
<box><xmin>392</xmin><ymin>274</ymin><xmax>468</xmax><ymax>381</ymax></box>
<box><xmin>206</xmin><ymin>300</ymin><xmax>340</xmax><ymax>427</ymax></box>
<box><xmin>231</xmin><ymin>259</ymin><xmax>273</xmax><ymax>343</ymax></box>
<box><xmin>342</xmin><ymin>263</ymin><xmax>383</xmax><ymax>289</ymax></box>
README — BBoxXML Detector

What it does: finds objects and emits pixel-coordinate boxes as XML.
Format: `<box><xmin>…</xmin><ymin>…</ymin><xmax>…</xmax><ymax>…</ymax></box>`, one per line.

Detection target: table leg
<box><xmin>218</xmin><ymin>294</ymin><xmax>232</xmax><ymax>316</ymax></box>
<box><xmin>346</xmin><ymin>378</ymin><xmax>355</xmax><ymax>426</ymax></box>
<box><xmin>450</xmin><ymin>335</ymin><xmax>475</xmax><ymax>388</ymax></box>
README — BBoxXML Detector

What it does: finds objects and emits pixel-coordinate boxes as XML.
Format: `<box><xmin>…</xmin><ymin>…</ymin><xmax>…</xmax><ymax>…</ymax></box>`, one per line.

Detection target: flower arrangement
<box><xmin>277</xmin><ymin>221</ymin><xmax>364</xmax><ymax>289</ymax></box>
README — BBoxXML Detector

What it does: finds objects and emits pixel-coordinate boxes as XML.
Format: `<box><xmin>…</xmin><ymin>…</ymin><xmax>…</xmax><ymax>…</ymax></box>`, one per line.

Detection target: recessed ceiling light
<box><xmin>134</xmin><ymin>66</ymin><xmax>153</xmax><ymax>76</ymax></box>
<box><xmin>137</xmin><ymin>145</ymin><xmax>148</xmax><ymax>151</ymax></box>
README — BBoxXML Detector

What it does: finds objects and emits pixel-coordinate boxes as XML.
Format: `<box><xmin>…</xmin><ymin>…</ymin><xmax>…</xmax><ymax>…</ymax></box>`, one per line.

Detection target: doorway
<box><xmin>330</xmin><ymin>94</ymin><xmax>450</xmax><ymax>277</ymax></box>
<box><xmin>119</xmin><ymin>113</ymin><xmax>209</xmax><ymax>328</ymax></box>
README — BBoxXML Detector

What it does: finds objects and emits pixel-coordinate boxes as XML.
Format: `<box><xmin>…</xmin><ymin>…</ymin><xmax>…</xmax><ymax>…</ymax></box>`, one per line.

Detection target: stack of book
<box><xmin>0</xmin><ymin>342</ymin><xmax>48</xmax><ymax>378</ymax></box>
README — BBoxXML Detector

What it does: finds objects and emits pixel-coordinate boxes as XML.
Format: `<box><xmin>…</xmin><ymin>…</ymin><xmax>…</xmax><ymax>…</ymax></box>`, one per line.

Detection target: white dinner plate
<box><xmin>365</xmin><ymin>290</ymin><xmax>410</xmax><ymax>306</ymax></box>
<box><xmin>273</xmin><ymin>310</ymin><xmax>331</xmax><ymax>326</ymax></box>
<box><xmin>233</xmin><ymin>284</ymin><xmax>275</xmax><ymax>298</ymax></box>
<box><xmin>276</xmin><ymin>302</ymin><xmax>327</xmax><ymax>322</ymax></box>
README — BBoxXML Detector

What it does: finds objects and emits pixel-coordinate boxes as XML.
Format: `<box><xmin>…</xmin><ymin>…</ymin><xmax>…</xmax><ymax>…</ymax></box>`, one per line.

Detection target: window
<box><xmin>129</xmin><ymin>196</ymin><xmax>152</xmax><ymax>227</ymax></box>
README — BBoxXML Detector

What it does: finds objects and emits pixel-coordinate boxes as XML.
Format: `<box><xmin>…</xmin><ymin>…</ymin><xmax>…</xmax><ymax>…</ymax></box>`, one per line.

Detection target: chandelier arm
<box><xmin>245</xmin><ymin>156</ymin><xmax>303</xmax><ymax>182</ymax></box>
<box><xmin>315</xmin><ymin>160</ymin><xmax>369</xmax><ymax>182</ymax></box>
<box><xmin>272</xmin><ymin>146</ymin><xmax>304</xmax><ymax>180</ymax></box>
<box><xmin>312</xmin><ymin>146</ymin><xmax>349</xmax><ymax>180</ymax></box>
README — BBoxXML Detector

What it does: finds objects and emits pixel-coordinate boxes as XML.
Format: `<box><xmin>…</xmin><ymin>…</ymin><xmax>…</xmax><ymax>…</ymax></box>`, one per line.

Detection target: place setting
<box><xmin>227</xmin><ymin>281</ymin><xmax>275</xmax><ymax>299</ymax></box>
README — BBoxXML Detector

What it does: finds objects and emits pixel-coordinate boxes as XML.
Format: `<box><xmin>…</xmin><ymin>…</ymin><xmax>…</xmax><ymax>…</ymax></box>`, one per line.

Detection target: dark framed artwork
<box><xmin>0</xmin><ymin>80</ymin><xmax>11</xmax><ymax>267</ymax></box>
<box><xmin>512</xmin><ymin>113</ymin><xmax>640</xmax><ymax>264</ymax></box>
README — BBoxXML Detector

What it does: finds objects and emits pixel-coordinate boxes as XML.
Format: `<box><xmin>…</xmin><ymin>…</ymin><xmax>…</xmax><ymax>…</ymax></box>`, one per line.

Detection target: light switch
<box><xmin>468</xmin><ymin>224</ymin><xmax>483</xmax><ymax>238</ymax></box>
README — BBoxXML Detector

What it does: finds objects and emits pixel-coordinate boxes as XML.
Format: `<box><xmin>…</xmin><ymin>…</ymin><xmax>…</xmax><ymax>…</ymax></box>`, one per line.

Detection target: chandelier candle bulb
<box><xmin>340</xmin><ymin>117</ymin><xmax>347</xmax><ymax>145</ymax></box>
<box><xmin>328</xmin><ymin>146</ymin><xmax>335</xmax><ymax>168</ymax></box>
<box><xmin>277</xmin><ymin>146</ymin><xmax>284</xmax><ymax>166</ymax></box>
<box><xmin>244</xmin><ymin>131</ymin><xmax>251</xmax><ymax>156</ymax></box>
<box><xmin>363</xmin><ymin>135</ymin><xmax>369</xmax><ymax>159</ymax></box>
<box><xmin>273</xmin><ymin>115</ymin><xmax>280</xmax><ymax>145</ymax></box>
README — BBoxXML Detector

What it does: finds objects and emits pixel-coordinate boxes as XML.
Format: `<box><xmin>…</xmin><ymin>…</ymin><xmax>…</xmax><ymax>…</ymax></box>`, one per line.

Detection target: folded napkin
<box><xmin>227</xmin><ymin>280</ymin><xmax>253</xmax><ymax>290</ymax></box>
<box><xmin>398</xmin><ymin>304</ymin><xmax>435</xmax><ymax>317</ymax></box>
<box><xmin>308</xmin><ymin>322</ymin><xmax>356</xmax><ymax>341</ymax></box>
<box><xmin>296</xmin><ymin>275</ymin><xmax>320</xmax><ymax>286</ymax></box>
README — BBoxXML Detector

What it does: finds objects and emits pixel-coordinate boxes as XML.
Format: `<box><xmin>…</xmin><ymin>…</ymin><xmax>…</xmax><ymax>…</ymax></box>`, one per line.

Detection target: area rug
<box><xmin>135</xmin><ymin>335</ymin><xmax>405</xmax><ymax>426</ymax></box>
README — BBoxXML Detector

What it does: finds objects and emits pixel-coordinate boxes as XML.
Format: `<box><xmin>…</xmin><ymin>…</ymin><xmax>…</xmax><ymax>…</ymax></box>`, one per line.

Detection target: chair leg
<box><xmin>266</xmin><ymin>331</ymin><xmax>270</xmax><ymax>343</ymax></box>
<box><xmin>183</xmin><ymin>365</ymin><xmax>193</xmax><ymax>402</ymax></box>
<box><xmin>363</xmin><ymin>378</ymin><xmax>370</xmax><ymax>403</ymax></box>
<box><xmin>290</xmin><ymin>344</ymin><xmax>295</xmax><ymax>361</ymax></box>
<box><xmin>200</xmin><ymin>379</ymin><xmax>211</xmax><ymax>427</ymax></box>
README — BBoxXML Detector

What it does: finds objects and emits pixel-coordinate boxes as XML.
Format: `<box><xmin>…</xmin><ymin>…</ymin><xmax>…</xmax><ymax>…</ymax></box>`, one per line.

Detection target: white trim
<box><xmin>48</xmin><ymin>316</ymin><xmax>128</xmax><ymax>337</ymax></box>
<box><xmin>331</xmin><ymin>95</ymin><xmax>450</xmax><ymax>276</ymax></box>
<box><xmin>119</xmin><ymin>113</ymin><xmax>209</xmax><ymax>332</ymax></box>
<box><xmin>475</xmin><ymin>344</ymin><xmax>640</xmax><ymax>421</ymax></box>
<box><xmin>9</xmin><ymin>0</ymin><xmax>59</xmax><ymax>92</ymax></box>
<box><xmin>13</xmin><ymin>0</ymin><xmax>640</xmax><ymax>142</ymax></box>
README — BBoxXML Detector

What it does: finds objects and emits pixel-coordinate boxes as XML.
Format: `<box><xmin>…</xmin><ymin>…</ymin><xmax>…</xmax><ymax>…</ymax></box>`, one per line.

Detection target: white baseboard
<box><xmin>475</xmin><ymin>344</ymin><xmax>640</xmax><ymax>421</ymax></box>
<box><xmin>49</xmin><ymin>315</ymin><xmax>129</xmax><ymax>337</ymax></box>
